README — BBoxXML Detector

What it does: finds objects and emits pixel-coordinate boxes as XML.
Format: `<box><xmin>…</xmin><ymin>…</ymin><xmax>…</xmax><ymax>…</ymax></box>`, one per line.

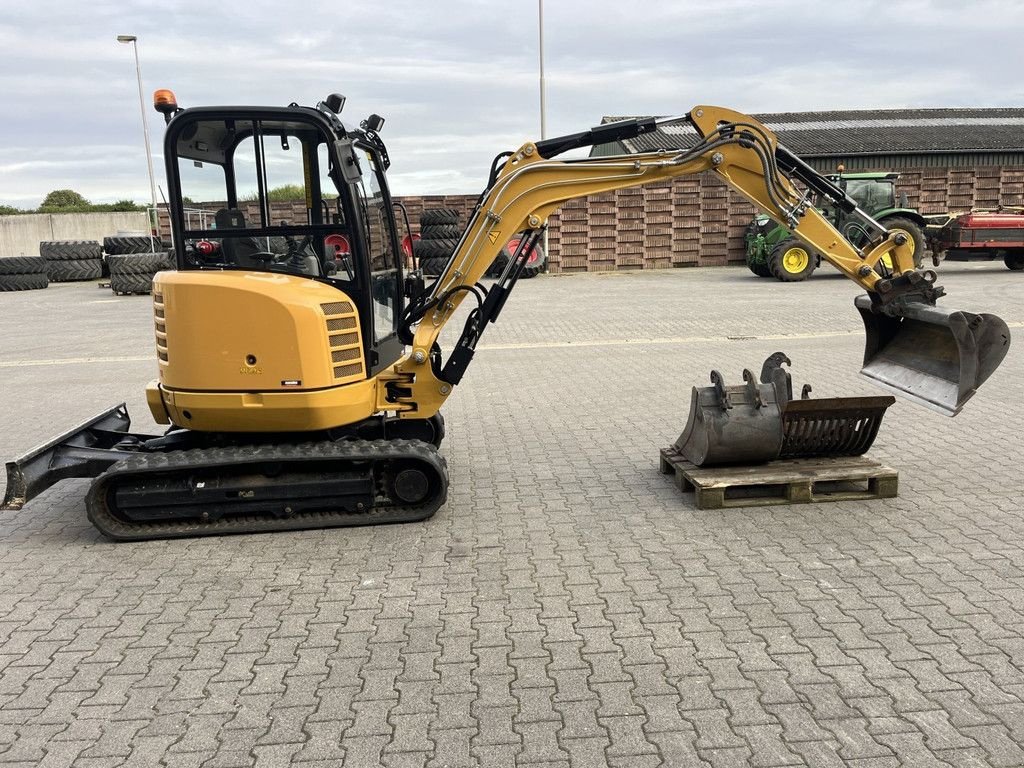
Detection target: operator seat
<box><xmin>215</xmin><ymin>208</ymin><xmax>265</xmax><ymax>268</ymax></box>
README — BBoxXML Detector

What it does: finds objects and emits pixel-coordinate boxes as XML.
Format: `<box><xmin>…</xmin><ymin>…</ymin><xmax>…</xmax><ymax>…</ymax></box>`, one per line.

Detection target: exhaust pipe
<box><xmin>855</xmin><ymin>295</ymin><xmax>1011</xmax><ymax>416</ymax></box>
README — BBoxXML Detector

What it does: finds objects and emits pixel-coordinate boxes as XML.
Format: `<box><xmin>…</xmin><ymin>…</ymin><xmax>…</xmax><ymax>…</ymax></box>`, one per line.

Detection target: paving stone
<box><xmin>1</xmin><ymin>270</ymin><xmax>1022</xmax><ymax>768</ymax></box>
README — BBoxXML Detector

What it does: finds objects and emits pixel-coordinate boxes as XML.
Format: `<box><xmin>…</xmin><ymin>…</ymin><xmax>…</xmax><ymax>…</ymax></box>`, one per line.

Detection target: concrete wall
<box><xmin>0</xmin><ymin>212</ymin><xmax>150</xmax><ymax>257</ymax></box>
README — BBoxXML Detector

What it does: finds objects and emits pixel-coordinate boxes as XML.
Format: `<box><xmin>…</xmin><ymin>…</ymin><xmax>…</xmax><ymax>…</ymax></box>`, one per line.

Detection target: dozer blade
<box><xmin>855</xmin><ymin>295</ymin><xmax>1011</xmax><ymax>417</ymax></box>
<box><xmin>2</xmin><ymin>404</ymin><xmax>138</xmax><ymax>510</ymax></box>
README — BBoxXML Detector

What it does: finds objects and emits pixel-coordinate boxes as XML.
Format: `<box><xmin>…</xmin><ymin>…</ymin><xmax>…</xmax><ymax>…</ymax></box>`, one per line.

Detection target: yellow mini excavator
<box><xmin>2</xmin><ymin>92</ymin><xmax>1011</xmax><ymax>539</ymax></box>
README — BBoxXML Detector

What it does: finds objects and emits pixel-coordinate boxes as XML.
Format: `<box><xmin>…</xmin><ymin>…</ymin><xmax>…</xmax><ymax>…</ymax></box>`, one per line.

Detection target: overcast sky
<box><xmin>1</xmin><ymin>0</ymin><xmax>1021</xmax><ymax>207</ymax></box>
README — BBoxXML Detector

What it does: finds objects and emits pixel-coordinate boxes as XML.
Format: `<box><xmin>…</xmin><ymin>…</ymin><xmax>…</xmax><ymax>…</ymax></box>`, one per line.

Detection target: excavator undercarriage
<box><xmin>1</xmin><ymin>94</ymin><xmax>1011</xmax><ymax>540</ymax></box>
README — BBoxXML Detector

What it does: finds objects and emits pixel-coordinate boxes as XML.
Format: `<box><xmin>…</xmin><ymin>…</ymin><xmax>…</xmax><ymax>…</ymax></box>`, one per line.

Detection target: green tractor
<box><xmin>745</xmin><ymin>171</ymin><xmax>927</xmax><ymax>281</ymax></box>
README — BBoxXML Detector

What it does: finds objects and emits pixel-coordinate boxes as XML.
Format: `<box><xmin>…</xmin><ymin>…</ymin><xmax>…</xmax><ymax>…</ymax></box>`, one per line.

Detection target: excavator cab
<box><xmin>163</xmin><ymin>98</ymin><xmax>410</xmax><ymax>373</ymax></box>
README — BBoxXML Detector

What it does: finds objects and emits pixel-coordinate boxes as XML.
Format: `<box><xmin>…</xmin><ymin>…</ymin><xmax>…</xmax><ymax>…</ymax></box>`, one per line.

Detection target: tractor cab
<box><xmin>157</xmin><ymin>91</ymin><xmax>412</xmax><ymax>371</ymax></box>
<box><xmin>828</xmin><ymin>172</ymin><xmax>902</xmax><ymax>216</ymax></box>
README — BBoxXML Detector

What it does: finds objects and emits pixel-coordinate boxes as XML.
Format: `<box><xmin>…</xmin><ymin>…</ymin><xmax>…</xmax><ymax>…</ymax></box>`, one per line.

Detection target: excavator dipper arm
<box><xmin>383</xmin><ymin>106</ymin><xmax>1008</xmax><ymax>418</ymax></box>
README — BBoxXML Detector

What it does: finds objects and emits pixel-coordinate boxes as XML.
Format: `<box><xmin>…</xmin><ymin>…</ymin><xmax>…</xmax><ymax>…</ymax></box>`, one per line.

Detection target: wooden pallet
<box><xmin>659</xmin><ymin>446</ymin><xmax>898</xmax><ymax>510</ymax></box>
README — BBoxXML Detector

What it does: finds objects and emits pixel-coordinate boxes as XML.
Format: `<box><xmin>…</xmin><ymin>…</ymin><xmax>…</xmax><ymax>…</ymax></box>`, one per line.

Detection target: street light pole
<box><xmin>117</xmin><ymin>35</ymin><xmax>158</xmax><ymax>242</ymax></box>
<box><xmin>538</xmin><ymin>0</ymin><xmax>550</xmax><ymax>271</ymax></box>
<box><xmin>538</xmin><ymin>0</ymin><xmax>547</xmax><ymax>140</ymax></box>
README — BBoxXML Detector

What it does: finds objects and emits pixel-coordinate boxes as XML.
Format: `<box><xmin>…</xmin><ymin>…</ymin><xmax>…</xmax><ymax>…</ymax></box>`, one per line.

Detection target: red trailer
<box><xmin>928</xmin><ymin>210</ymin><xmax>1024</xmax><ymax>270</ymax></box>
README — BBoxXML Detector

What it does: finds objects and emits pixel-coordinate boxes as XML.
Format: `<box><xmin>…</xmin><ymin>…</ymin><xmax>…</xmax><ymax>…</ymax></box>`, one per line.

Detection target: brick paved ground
<box><xmin>0</xmin><ymin>263</ymin><xmax>1022</xmax><ymax>767</ymax></box>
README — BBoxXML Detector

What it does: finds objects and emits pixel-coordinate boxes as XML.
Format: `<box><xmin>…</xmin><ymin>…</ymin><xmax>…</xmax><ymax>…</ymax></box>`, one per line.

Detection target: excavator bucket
<box><xmin>855</xmin><ymin>296</ymin><xmax>1011</xmax><ymax>417</ymax></box>
<box><xmin>674</xmin><ymin>369</ymin><xmax>783</xmax><ymax>467</ymax></box>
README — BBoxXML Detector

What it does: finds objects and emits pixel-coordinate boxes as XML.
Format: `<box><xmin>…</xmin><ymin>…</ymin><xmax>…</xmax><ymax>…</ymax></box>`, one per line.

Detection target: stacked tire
<box><xmin>39</xmin><ymin>240</ymin><xmax>103</xmax><ymax>282</ymax></box>
<box><xmin>108</xmin><ymin>251</ymin><xmax>173</xmax><ymax>295</ymax></box>
<box><xmin>103</xmin><ymin>233</ymin><xmax>159</xmax><ymax>256</ymax></box>
<box><xmin>416</xmin><ymin>209</ymin><xmax>461</xmax><ymax>276</ymax></box>
<box><xmin>0</xmin><ymin>256</ymin><xmax>49</xmax><ymax>292</ymax></box>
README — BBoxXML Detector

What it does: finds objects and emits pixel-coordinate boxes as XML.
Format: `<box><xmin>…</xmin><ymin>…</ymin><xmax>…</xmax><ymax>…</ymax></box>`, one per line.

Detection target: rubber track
<box><xmin>85</xmin><ymin>439</ymin><xmax>448</xmax><ymax>541</ymax></box>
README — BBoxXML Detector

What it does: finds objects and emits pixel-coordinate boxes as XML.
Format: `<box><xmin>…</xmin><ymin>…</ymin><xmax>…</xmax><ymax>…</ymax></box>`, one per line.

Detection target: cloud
<box><xmin>0</xmin><ymin>0</ymin><xmax>1021</xmax><ymax>205</ymax></box>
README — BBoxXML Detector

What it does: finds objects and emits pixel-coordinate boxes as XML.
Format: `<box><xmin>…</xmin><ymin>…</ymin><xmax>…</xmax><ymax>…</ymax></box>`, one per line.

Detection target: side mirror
<box><xmin>334</xmin><ymin>139</ymin><xmax>362</xmax><ymax>184</ymax></box>
<box><xmin>363</xmin><ymin>114</ymin><xmax>385</xmax><ymax>133</ymax></box>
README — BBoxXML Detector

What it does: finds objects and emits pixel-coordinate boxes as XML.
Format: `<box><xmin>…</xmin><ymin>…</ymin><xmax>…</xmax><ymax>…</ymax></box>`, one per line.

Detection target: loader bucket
<box><xmin>675</xmin><ymin>370</ymin><xmax>783</xmax><ymax>467</ymax></box>
<box><xmin>855</xmin><ymin>295</ymin><xmax>1011</xmax><ymax>416</ymax></box>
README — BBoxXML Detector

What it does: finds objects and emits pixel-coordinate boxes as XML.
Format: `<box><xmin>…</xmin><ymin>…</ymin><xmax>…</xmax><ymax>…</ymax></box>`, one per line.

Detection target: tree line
<box><xmin>0</xmin><ymin>190</ymin><xmax>147</xmax><ymax>215</ymax></box>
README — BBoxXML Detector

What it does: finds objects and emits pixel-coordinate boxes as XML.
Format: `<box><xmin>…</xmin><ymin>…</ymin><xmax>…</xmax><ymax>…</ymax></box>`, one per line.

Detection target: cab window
<box><xmin>172</xmin><ymin>117</ymin><xmax>352</xmax><ymax>283</ymax></box>
<box><xmin>355</xmin><ymin>150</ymin><xmax>400</xmax><ymax>341</ymax></box>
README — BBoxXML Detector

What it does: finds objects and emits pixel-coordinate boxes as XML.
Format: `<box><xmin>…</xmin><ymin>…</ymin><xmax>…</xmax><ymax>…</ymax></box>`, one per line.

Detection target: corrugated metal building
<box><xmin>539</xmin><ymin>108</ymin><xmax>1024</xmax><ymax>272</ymax></box>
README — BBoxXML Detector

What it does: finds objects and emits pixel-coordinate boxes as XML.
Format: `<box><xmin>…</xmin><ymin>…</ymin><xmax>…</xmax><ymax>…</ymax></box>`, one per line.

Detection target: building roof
<box><xmin>599</xmin><ymin>108</ymin><xmax>1024</xmax><ymax>157</ymax></box>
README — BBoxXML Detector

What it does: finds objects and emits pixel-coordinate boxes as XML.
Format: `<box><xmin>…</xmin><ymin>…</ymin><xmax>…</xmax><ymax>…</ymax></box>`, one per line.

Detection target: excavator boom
<box><xmin>388</xmin><ymin>106</ymin><xmax>1009</xmax><ymax>419</ymax></box>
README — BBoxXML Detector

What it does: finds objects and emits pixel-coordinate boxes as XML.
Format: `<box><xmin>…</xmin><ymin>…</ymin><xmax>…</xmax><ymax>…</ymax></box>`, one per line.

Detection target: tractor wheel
<box><xmin>880</xmin><ymin>217</ymin><xmax>925</xmax><ymax>270</ymax></box>
<box><xmin>47</xmin><ymin>258</ymin><xmax>103</xmax><ymax>282</ymax></box>
<box><xmin>1004</xmin><ymin>251</ymin><xmax>1024</xmax><ymax>271</ymax></box>
<box><xmin>103</xmin><ymin>235</ymin><xmax>158</xmax><ymax>255</ymax></box>
<box><xmin>419</xmin><ymin>224</ymin><xmax>462</xmax><ymax>240</ymax></box>
<box><xmin>39</xmin><ymin>240</ymin><xmax>102</xmax><ymax>261</ymax></box>
<box><xmin>520</xmin><ymin>249</ymin><xmax>547</xmax><ymax>278</ymax></box>
<box><xmin>511</xmin><ymin>237</ymin><xmax>546</xmax><ymax>278</ymax></box>
<box><xmin>0</xmin><ymin>256</ymin><xmax>48</xmax><ymax>275</ymax></box>
<box><xmin>769</xmin><ymin>239</ymin><xmax>817</xmax><ymax>282</ymax></box>
<box><xmin>745</xmin><ymin>252</ymin><xmax>772</xmax><ymax>278</ymax></box>
<box><xmin>420</xmin><ymin>209</ymin><xmax>460</xmax><ymax>227</ymax></box>
<box><xmin>110</xmin><ymin>272</ymin><xmax>155</xmax><ymax>295</ymax></box>
<box><xmin>419</xmin><ymin>257</ymin><xmax>448</xmax><ymax>277</ymax></box>
<box><xmin>0</xmin><ymin>272</ymin><xmax>48</xmax><ymax>291</ymax></box>
<box><xmin>415</xmin><ymin>238</ymin><xmax>457</xmax><ymax>261</ymax></box>
<box><xmin>108</xmin><ymin>252</ymin><xmax>172</xmax><ymax>276</ymax></box>
<box><xmin>486</xmin><ymin>248</ymin><xmax>508</xmax><ymax>278</ymax></box>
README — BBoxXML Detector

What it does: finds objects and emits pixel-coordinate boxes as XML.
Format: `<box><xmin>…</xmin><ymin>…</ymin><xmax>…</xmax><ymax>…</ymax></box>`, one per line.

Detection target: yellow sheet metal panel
<box><xmin>152</xmin><ymin>271</ymin><xmax>365</xmax><ymax>392</ymax></box>
<box><xmin>155</xmin><ymin>379</ymin><xmax>378</xmax><ymax>432</ymax></box>
<box><xmin>145</xmin><ymin>380</ymin><xmax>170</xmax><ymax>424</ymax></box>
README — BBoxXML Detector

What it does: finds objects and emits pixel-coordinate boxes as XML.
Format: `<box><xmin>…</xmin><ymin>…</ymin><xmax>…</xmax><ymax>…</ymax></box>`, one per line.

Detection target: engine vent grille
<box><xmin>321</xmin><ymin>301</ymin><xmax>353</xmax><ymax>315</ymax></box>
<box><xmin>153</xmin><ymin>293</ymin><xmax>168</xmax><ymax>363</ymax></box>
<box><xmin>320</xmin><ymin>301</ymin><xmax>364</xmax><ymax>382</ymax></box>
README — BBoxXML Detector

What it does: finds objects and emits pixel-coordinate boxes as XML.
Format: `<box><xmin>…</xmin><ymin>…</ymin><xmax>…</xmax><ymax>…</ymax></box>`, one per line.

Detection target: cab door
<box><xmin>352</xmin><ymin>146</ymin><xmax>405</xmax><ymax>374</ymax></box>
